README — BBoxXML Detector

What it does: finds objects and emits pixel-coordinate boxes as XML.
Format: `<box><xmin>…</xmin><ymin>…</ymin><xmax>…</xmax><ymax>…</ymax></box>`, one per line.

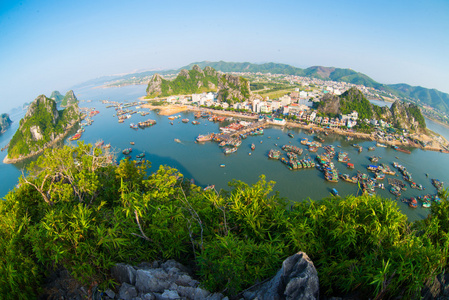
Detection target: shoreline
<box><xmin>139</xmin><ymin>100</ymin><xmax>449</xmax><ymax>153</ymax></box>
<box><xmin>3</xmin><ymin>118</ymin><xmax>80</xmax><ymax>164</ymax></box>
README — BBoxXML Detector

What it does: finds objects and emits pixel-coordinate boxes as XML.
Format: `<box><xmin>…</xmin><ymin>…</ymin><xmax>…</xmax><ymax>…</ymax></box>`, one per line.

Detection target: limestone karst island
<box><xmin>1</xmin><ymin>62</ymin><xmax>449</xmax><ymax>300</ymax></box>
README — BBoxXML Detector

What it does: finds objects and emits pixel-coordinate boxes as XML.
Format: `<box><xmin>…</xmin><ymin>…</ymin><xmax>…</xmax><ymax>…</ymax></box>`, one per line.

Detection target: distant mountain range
<box><xmin>74</xmin><ymin>61</ymin><xmax>449</xmax><ymax>116</ymax></box>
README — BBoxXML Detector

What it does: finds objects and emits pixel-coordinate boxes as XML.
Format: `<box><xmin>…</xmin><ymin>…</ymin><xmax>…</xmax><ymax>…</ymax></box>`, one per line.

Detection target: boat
<box><xmin>376</xmin><ymin>142</ymin><xmax>387</xmax><ymax>147</ymax></box>
<box><xmin>103</xmin><ymin>143</ymin><xmax>111</xmax><ymax>149</ymax></box>
<box><xmin>223</xmin><ymin>147</ymin><xmax>237</xmax><ymax>155</ymax></box>
<box><xmin>251</xmin><ymin>143</ymin><xmax>255</xmax><ymax>150</ymax></box>
<box><xmin>129</xmin><ymin>123</ymin><xmax>138</xmax><ymax>129</ymax></box>
<box><xmin>220</xmin><ymin>164</ymin><xmax>225</xmax><ymax>168</ymax></box>
<box><xmin>182</xmin><ymin>119</ymin><xmax>189</xmax><ymax>123</ymax></box>
<box><xmin>347</xmin><ymin>163</ymin><xmax>354</xmax><ymax>169</ymax></box>
<box><xmin>196</xmin><ymin>133</ymin><xmax>213</xmax><ymax>142</ymax></box>
<box><xmin>70</xmin><ymin>133</ymin><xmax>82</xmax><ymax>141</ymax></box>
<box><xmin>192</xmin><ymin>121</ymin><xmax>200</xmax><ymax>125</ymax></box>
<box><xmin>122</xmin><ymin>148</ymin><xmax>132</xmax><ymax>155</ymax></box>
<box><xmin>358</xmin><ymin>146</ymin><xmax>363</xmax><ymax>153</ymax></box>
<box><xmin>130</xmin><ymin>141</ymin><xmax>135</xmax><ymax>145</ymax></box>
<box><xmin>136</xmin><ymin>153</ymin><xmax>145</xmax><ymax>158</ymax></box>
<box><xmin>409</xmin><ymin>198</ymin><xmax>418</xmax><ymax>208</ymax></box>
<box><xmin>368</xmin><ymin>146</ymin><xmax>376</xmax><ymax>151</ymax></box>
<box><xmin>288</xmin><ymin>133</ymin><xmax>294</xmax><ymax>138</ymax></box>
<box><xmin>204</xmin><ymin>185</ymin><xmax>215</xmax><ymax>191</ymax></box>
<box><xmin>393</xmin><ymin>146</ymin><xmax>411</xmax><ymax>154</ymax></box>
<box><xmin>174</xmin><ymin>138</ymin><xmax>181</xmax><ymax>143</ymax></box>
<box><xmin>268</xmin><ymin>149</ymin><xmax>281</xmax><ymax>159</ymax></box>
<box><xmin>331</xmin><ymin>188</ymin><xmax>339</xmax><ymax>196</ymax></box>
<box><xmin>95</xmin><ymin>140</ymin><xmax>104</xmax><ymax>148</ymax></box>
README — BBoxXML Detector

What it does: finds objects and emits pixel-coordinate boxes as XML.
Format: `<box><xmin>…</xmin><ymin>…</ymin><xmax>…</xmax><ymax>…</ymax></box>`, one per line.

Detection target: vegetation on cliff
<box><xmin>7</xmin><ymin>95</ymin><xmax>80</xmax><ymax>159</ymax></box>
<box><xmin>50</xmin><ymin>91</ymin><xmax>64</xmax><ymax>103</ymax></box>
<box><xmin>316</xmin><ymin>87</ymin><xmax>426</xmax><ymax>132</ymax></box>
<box><xmin>0</xmin><ymin>143</ymin><xmax>448</xmax><ymax>299</ymax></box>
<box><xmin>0</xmin><ymin>113</ymin><xmax>12</xmax><ymax>133</ymax></box>
<box><xmin>146</xmin><ymin>65</ymin><xmax>252</xmax><ymax>104</ymax></box>
<box><xmin>60</xmin><ymin>90</ymin><xmax>78</xmax><ymax>107</ymax></box>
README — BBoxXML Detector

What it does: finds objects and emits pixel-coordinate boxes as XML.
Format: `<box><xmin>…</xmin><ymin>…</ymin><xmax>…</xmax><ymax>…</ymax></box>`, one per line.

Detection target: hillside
<box><xmin>317</xmin><ymin>87</ymin><xmax>426</xmax><ymax>132</ymax></box>
<box><xmin>7</xmin><ymin>95</ymin><xmax>80</xmax><ymax>159</ymax></box>
<box><xmin>50</xmin><ymin>91</ymin><xmax>64</xmax><ymax>103</ymax></box>
<box><xmin>179</xmin><ymin>61</ymin><xmax>449</xmax><ymax>115</ymax></box>
<box><xmin>146</xmin><ymin>65</ymin><xmax>254</xmax><ymax>104</ymax></box>
<box><xmin>61</xmin><ymin>90</ymin><xmax>78</xmax><ymax>107</ymax></box>
<box><xmin>0</xmin><ymin>113</ymin><xmax>12</xmax><ymax>134</ymax></box>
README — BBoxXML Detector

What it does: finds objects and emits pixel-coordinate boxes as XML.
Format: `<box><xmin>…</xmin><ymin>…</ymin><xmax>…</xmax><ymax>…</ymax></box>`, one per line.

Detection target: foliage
<box><xmin>339</xmin><ymin>88</ymin><xmax>373</xmax><ymax>120</ymax></box>
<box><xmin>8</xmin><ymin>96</ymin><xmax>80</xmax><ymax>158</ymax></box>
<box><xmin>288</xmin><ymin>195</ymin><xmax>444</xmax><ymax>298</ymax></box>
<box><xmin>0</xmin><ymin>143</ymin><xmax>449</xmax><ymax>299</ymax></box>
<box><xmin>150</xmin><ymin>66</ymin><xmax>218</xmax><ymax>98</ymax></box>
<box><xmin>408</xmin><ymin>104</ymin><xmax>426</xmax><ymax>129</ymax></box>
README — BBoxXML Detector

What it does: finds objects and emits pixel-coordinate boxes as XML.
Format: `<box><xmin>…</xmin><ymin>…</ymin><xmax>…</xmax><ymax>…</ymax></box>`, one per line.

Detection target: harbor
<box><xmin>1</xmin><ymin>85</ymin><xmax>448</xmax><ymax>222</ymax></box>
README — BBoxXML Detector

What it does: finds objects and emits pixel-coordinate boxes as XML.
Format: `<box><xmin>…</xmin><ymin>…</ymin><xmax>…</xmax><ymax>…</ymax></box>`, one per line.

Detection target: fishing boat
<box><xmin>196</xmin><ymin>133</ymin><xmax>213</xmax><ymax>142</ymax></box>
<box><xmin>393</xmin><ymin>146</ymin><xmax>411</xmax><ymax>154</ymax></box>
<box><xmin>408</xmin><ymin>198</ymin><xmax>418</xmax><ymax>208</ymax></box>
<box><xmin>174</xmin><ymin>138</ymin><xmax>181</xmax><ymax>143</ymax></box>
<box><xmin>182</xmin><ymin>119</ymin><xmax>189</xmax><ymax>123</ymax></box>
<box><xmin>368</xmin><ymin>146</ymin><xmax>376</xmax><ymax>151</ymax></box>
<box><xmin>251</xmin><ymin>143</ymin><xmax>255</xmax><ymax>150</ymax></box>
<box><xmin>122</xmin><ymin>148</ymin><xmax>132</xmax><ymax>155</ymax></box>
<box><xmin>192</xmin><ymin>121</ymin><xmax>200</xmax><ymax>125</ymax></box>
<box><xmin>103</xmin><ymin>143</ymin><xmax>111</xmax><ymax>149</ymax></box>
<box><xmin>268</xmin><ymin>149</ymin><xmax>281</xmax><ymax>159</ymax></box>
<box><xmin>376</xmin><ymin>142</ymin><xmax>387</xmax><ymax>147</ymax></box>
<box><xmin>288</xmin><ymin>133</ymin><xmax>294</xmax><ymax>138</ymax></box>
<box><xmin>136</xmin><ymin>153</ymin><xmax>145</xmax><ymax>158</ymax></box>
<box><xmin>130</xmin><ymin>141</ymin><xmax>135</xmax><ymax>145</ymax></box>
<box><xmin>204</xmin><ymin>185</ymin><xmax>215</xmax><ymax>191</ymax></box>
<box><xmin>220</xmin><ymin>164</ymin><xmax>225</xmax><ymax>168</ymax></box>
<box><xmin>331</xmin><ymin>188</ymin><xmax>339</xmax><ymax>196</ymax></box>
<box><xmin>223</xmin><ymin>147</ymin><xmax>238</xmax><ymax>154</ymax></box>
<box><xmin>347</xmin><ymin>163</ymin><xmax>354</xmax><ymax>169</ymax></box>
<box><xmin>70</xmin><ymin>133</ymin><xmax>82</xmax><ymax>141</ymax></box>
<box><xmin>95</xmin><ymin>140</ymin><xmax>104</xmax><ymax>148</ymax></box>
<box><xmin>129</xmin><ymin>123</ymin><xmax>138</xmax><ymax>129</ymax></box>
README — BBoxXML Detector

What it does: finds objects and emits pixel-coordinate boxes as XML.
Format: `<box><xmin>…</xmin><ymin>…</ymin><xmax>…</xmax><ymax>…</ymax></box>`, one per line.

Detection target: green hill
<box><xmin>7</xmin><ymin>95</ymin><xmax>80</xmax><ymax>159</ymax></box>
<box><xmin>50</xmin><ymin>91</ymin><xmax>64</xmax><ymax>103</ymax></box>
<box><xmin>61</xmin><ymin>90</ymin><xmax>78</xmax><ymax>107</ymax></box>
<box><xmin>146</xmin><ymin>65</ymin><xmax>253</xmax><ymax>104</ymax></box>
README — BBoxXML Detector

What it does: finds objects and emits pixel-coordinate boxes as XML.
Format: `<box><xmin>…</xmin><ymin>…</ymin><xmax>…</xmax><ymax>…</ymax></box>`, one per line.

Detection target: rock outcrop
<box><xmin>243</xmin><ymin>252</ymin><xmax>319</xmax><ymax>300</ymax></box>
<box><xmin>50</xmin><ymin>90</ymin><xmax>64</xmax><ymax>103</ymax></box>
<box><xmin>317</xmin><ymin>87</ymin><xmax>426</xmax><ymax>132</ymax></box>
<box><xmin>0</xmin><ymin>113</ymin><xmax>12</xmax><ymax>134</ymax></box>
<box><xmin>61</xmin><ymin>90</ymin><xmax>78</xmax><ymax>107</ymax></box>
<box><xmin>146</xmin><ymin>65</ymin><xmax>252</xmax><ymax>104</ymax></box>
<box><xmin>6</xmin><ymin>94</ymin><xmax>81</xmax><ymax>161</ymax></box>
<box><xmin>109</xmin><ymin>260</ymin><xmax>226</xmax><ymax>300</ymax></box>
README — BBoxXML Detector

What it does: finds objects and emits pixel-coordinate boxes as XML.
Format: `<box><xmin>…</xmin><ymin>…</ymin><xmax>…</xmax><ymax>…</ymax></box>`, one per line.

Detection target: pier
<box><xmin>218</xmin><ymin>120</ymin><xmax>268</xmax><ymax>142</ymax></box>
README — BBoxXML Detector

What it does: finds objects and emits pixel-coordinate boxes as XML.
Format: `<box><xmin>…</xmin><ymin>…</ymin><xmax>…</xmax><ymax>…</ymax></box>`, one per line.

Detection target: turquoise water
<box><xmin>1</xmin><ymin>85</ymin><xmax>449</xmax><ymax>222</ymax></box>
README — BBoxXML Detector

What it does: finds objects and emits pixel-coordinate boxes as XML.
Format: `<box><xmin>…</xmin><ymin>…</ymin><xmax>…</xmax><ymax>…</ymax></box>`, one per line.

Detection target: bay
<box><xmin>1</xmin><ymin>85</ymin><xmax>448</xmax><ymax>222</ymax></box>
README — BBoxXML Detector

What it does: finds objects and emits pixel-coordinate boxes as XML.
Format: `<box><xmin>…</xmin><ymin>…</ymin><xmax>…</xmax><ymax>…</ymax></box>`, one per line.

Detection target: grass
<box><xmin>256</xmin><ymin>89</ymin><xmax>294</xmax><ymax>100</ymax></box>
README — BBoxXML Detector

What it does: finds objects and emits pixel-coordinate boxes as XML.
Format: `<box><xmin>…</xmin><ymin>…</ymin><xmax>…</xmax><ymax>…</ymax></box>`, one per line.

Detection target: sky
<box><xmin>0</xmin><ymin>0</ymin><xmax>448</xmax><ymax>112</ymax></box>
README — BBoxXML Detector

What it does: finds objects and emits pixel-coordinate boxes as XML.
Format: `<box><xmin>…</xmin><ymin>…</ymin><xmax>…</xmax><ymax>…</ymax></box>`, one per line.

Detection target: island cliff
<box><xmin>61</xmin><ymin>90</ymin><xmax>78</xmax><ymax>107</ymax></box>
<box><xmin>4</xmin><ymin>94</ymin><xmax>81</xmax><ymax>163</ymax></box>
<box><xmin>146</xmin><ymin>65</ymin><xmax>259</xmax><ymax>104</ymax></box>
<box><xmin>317</xmin><ymin>87</ymin><xmax>426</xmax><ymax>132</ymax></box>
<box><xmin>0</xmin><ymin>113</ymin><xmax>12</xmax><ymax>134</ymax></box>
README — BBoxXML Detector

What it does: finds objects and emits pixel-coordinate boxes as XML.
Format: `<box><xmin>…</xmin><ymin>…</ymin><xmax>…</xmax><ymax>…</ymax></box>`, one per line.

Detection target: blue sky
<box><xmin>0</xmin><ymin>0</ymin><xmax>448</xmax><ymax>112</ymax></box>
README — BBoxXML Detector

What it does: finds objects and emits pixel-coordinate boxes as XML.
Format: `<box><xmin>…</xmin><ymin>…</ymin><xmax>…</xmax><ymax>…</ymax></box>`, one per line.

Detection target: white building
<box><xmin>279</xmin><ymin>95</ymin><xmax>292</xmax><ymax>106</ymax></box>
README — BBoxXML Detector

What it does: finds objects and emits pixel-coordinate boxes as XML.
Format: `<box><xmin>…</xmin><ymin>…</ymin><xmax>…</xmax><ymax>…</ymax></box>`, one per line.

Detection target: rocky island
<box><xmin>3</xmin><ymin>93</ymin><xmax>81</xmax><ymax>164</ymax></box>
<box><xmin>0</xmin><ymin>113</ymin><xmax>12</xmax><ymax>134</ymax></box>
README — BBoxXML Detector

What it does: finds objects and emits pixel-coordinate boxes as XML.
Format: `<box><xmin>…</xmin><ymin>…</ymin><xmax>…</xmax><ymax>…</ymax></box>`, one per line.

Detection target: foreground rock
<box><xmin>243</xmin><ymin>252</ymin><xmax>319</xmax><ymax>300</ymax></box>
<box><xmin>110</xmin><ymin>260</ymin><xmax>226</xmax><ymax>300</ymax></box>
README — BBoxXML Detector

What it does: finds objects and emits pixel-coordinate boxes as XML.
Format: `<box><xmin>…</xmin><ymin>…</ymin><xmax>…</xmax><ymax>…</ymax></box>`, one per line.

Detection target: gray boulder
<box><xmin>112</xmin><ymin>263</ymin><xmax>137</xmax><ymax>285</ymax></box>
<box><xmin>243</xmin><ymin>251</ymin><xmax>319</xmax><ymax>300</ymax></box>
